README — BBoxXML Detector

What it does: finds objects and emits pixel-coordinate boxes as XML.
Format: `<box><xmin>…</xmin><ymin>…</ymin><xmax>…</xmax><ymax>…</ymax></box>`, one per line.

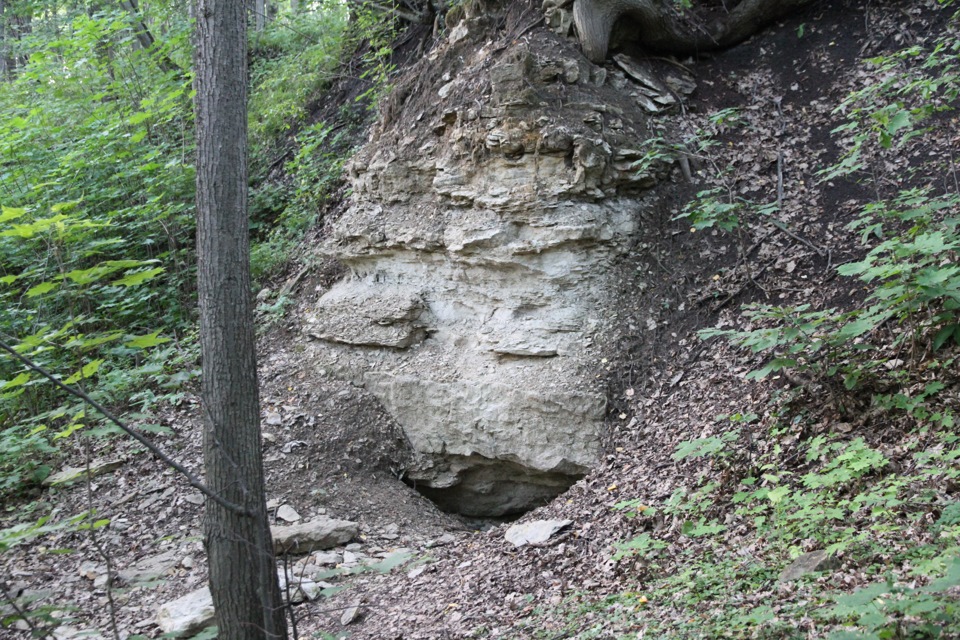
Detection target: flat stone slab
<box><xmin>505</xmin><ymin>519</ymin><xmax>572</xmax><ymax>547</ymax></box>
<box><xmin>43</xmin><ymin>459</ymin><xmax>124</xmax><ymax>486</ymax></box>
<box><xmin>306</xmin><ymin>286</ymin><xmax>426</xmax><ymax>349</ymax></box>
<box><xmin>118</xmin><ymin>549</ymin><xmax>180</xmax><ymax>585</ymax></box>
<box><xmin>155</xmin><ymin>587</ymin><xmax>214</xmax><ymax>638</ymax></box>
<box><xmin>778</xmin><ymin>550</ymin><xmax>839</xmax><ymax>582</ymax></box>
<box><xmin>272</xmin><ymin>516</ymin><xmax>358</xmax><ymax>555</ymax></box>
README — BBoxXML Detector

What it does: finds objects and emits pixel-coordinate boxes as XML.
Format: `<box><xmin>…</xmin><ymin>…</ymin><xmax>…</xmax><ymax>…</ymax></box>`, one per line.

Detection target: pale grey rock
<box><xmin>778</xmin><ymin>550</ymin><xmax>839</xmax><ymax>582</ymax></box>
<box><xmin>505</xmin><ymin>519</ymin><xmax>572</xmax><ymax>547</ymax></box>
<box><xmin>305</xmin><ymin>284</ymin><xmax>427</xmax><ymax>349</ymax></box>
<box><xmin>277</xmin><ymin>568</ymin><xmax>321</xmax><ymax>604</ymax></box>
<box><xmin>341</xmin><ymin>601</ymin><xmax>363</xmax><ymax>626</ymax></box>
<box><xmin>44</xmin><ymin>459</ymin><xmax>123</xmax><ymax>486</ymax></box>
<box><xmin>53</xmin><ymin>627</ymin><xmax>104</xmax><ymax>639</ymax></box>
<box><xmin>276</xmin><ymin>504</ymin><xmax>301</xmax><ymax>523</ymax></box>
<box><xmin>155</xmin><ymin>587</ymin><xmax>214</xmax><ymax>638</ymax></box>
<box><xmin>407</xmin><ymin>565</ymin><xmax>427</xmax><ymax>579</ymax></box>
<box><xmin>272</xmin><ymin>517</ymin><xmax>358</xmax><ymax>555</ymax></box>
<box><xmin>312</xmin><ymin>551</ymin><xmax>342</xmax><ymax>566</ymax></box>
<box><xmin>305</xmin><ymin>32</ymin><xmax>671</xmax><ymax>517</ymax></box>
<box><xmin>117</xmin><ymin>549</ymin><xmax>179</xmax><ymax>585</ymax></box>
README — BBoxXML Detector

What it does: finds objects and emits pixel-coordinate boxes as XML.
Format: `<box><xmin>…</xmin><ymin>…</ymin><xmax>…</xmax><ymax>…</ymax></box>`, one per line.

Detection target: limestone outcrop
<box><xmin>304</xmin><ymin>3</ymin><xmax>689</xmax><ymax>516</ymax></box>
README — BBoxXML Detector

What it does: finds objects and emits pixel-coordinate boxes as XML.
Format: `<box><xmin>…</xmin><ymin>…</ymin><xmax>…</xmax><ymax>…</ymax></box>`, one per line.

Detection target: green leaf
<box><xmin>368</xmin><ymin>551</ymin><xmax>412</xmax><ymax>573</ymax></box>
<box><xmin>64</xmin><ymin>359</ymin><xmax>104</xmax><ymax>384</ymax></box>
<box><xmin>0</xmin><ymin>372</ymin><xmax>31</xmax><ymax>390</ymax></box>
<box><xmin>128</xmin><ymin>111</ymin><xmax>153</xmax><ymax>125</ymax></box>
<box><xmin>25</xmin><ymin>281</ymin><xmax>58</xmax><ymax>297</ymax></box>
<box><xmin>112</xmin><ymin>267</ymin><xmax>164</xmax><ymax>287</ymax></box>
<box><xmin>124</xmin><ymin>331</ymin><xmax>171</xmax><ymax>349</ymax></box>
<box><xmin>0</xmin><ymin>205</ymin><xmax>27</xmax><ymax>222</ymax></box>
<box><xmin>933</xmin><ymin>324</ymin><xmax>959</xmax><ymax>351</ymax></box>
<box><xmin>767</xmin><ymin>485</ymin><xmax>791</xmax><ymax>505</ymax></box>
<box><xmin>888</xmin><ymin>109</ymin><xmax>911</xmax><ymax>135</ymax></box>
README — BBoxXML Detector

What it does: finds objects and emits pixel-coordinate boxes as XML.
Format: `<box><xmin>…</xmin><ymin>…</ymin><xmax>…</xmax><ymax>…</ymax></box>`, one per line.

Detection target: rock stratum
<box><xmin>304</xmin><ymin>0</ymin><xmax>689</xmax><ymax>516</ymax></box>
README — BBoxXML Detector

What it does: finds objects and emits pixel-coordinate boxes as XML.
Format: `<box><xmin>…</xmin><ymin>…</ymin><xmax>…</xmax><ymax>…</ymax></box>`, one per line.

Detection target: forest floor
<box><xmin>3</xmin><ymin>1</ymin><xmax>960</xmax><ymax>639</ymax></box>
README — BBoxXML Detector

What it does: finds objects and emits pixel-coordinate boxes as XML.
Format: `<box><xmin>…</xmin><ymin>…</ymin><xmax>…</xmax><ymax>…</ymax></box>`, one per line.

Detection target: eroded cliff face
<box><xmin>303</xmin><ymin>1</ymin><xmax>690</xmax><ymax>516</ymax></box>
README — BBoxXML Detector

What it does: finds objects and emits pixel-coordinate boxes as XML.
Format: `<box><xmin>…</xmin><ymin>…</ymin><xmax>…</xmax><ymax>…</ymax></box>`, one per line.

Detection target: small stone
<box><xmin>53</xmin><ymin>626</ymin><xmax>105</xmax><ymax>640</ymax></box>
<box><xmin>312</xmin><ymin>551</ymin><xmax>342</xmax><ymax>566</ymax></box>
<box><xmin>427</xmin><ymin>532</ymin><xmax>458</xmax><ymax>548</ymax></box>
<box><xmin>272</xmin><ymin>517</ymin><xmax>358</xmax><ymax>555</ymax></box>
<box><xmin>340</xmin><ymin>601</ymin><xmax>363</xmax><ymax>626</ymax></box>
<box><xmin>183</xmin><ymin>493</ymin><xmax>204</xmax><ymax>506</ymax></box>
<box><xmin>407</xmin><ymin>565</ymin><xmax>426</xmax><ymax>579</ymax></box>
<box><xmin>156</xmin><ymin>587</ymin><xmax>214</xmax><ymax>637</ymax></box>
<box><xmin>277</xmin><ymin>505</ymin><xmax>301</xmax><ymax>523</ymax></box>
<box><xmin>778</xmin><ymin>550</ymin><xmax>839</xmax><ymax>582</ymax></box>
<box><xmin>505</xmin><ymin>520</ymin><xmax>572</xmax><ymax>547</ymax></box>
<box><xmin>265</xmin><ymin>412</ymin><xmax>282</xmax><ymax>426</ymax></box>
<box><xmin>117</xmin><ymin>550</ymin><xmax>179</xmax><ymax>585</ymax></box>
<box><xmin>342</xmin><ymin>550</ymin><xmax>359</xmax><ymax>564</ymax></box>
<box><xmin>345</xmin><ymin>543</ymin><xmax>363</xmax><ymax>551</ymax></box>
<box><xmin>79</xmin><ymin>561</ymin><xmax>103</xmax><ymax>581</ymax></box>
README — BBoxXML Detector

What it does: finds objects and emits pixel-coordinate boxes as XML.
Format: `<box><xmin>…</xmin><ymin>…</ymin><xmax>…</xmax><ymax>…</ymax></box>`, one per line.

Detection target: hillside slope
<box><xmin>2</xmin><ymin>1</ymin><xmax>958</xmax><ymax>639</ymax></box>
<box><xmin>301</xmin><ymin>1</ymin><xmax>960</xmax><ymax>637</ymax></box>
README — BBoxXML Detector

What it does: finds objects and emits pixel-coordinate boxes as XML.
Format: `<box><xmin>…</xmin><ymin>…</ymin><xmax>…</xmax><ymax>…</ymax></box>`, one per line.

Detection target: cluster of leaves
<box><xmin>247</xmin><ymin>0</ymin><xmax>396</xmax><ymax>285</ymax></box>
<box><xmin>0</xmin><ymin>2</ymin><xmax>198</xmax><ymax>495</ymax></box>
<box><xmin>697</xmin><ymin>22</ymin><xmax>960</xmax><ymax>426</ymax></box>
<box><xmin>0</xmin><ymin>0</ymin><xmax>386</xmax><ymax>498</ymax></box>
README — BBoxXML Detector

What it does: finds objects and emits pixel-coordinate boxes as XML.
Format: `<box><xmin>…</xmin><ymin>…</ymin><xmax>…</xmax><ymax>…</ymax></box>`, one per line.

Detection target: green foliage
<box><xmin>672</xmin><ymin>428</ymin><xmax>740</xmax><ymax>461</ymax></box>
<box><xmin>0</xmin><ymin>2</ymin><xmax>198</xmax><ymax>496</ymax></box>
<box><xmin>248</xmin><ymin>2</ymin><xmax>350</xmax><ymax>151</ymax></box>
<box><xmin>0</xmin><ymin>0</ymin><xmax>376</xmax><ymax>495</ymax></box>
<box><xmin>700</xmin><ymin>170</ymin><xmax>959</xmax><ymax>404</ymax></box>
<box><xmin>824</xmin><ymin>556</ymin><xmax>960</xmax><ymax>639</ymax></box>
<box><xmin>674</xmin><ymin>187</ymin><xmax>742</xmax><ymax>232</ymax></box>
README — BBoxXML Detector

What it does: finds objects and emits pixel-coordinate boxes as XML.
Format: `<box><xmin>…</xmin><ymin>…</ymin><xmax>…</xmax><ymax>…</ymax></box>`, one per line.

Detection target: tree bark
<box><xmin>252</xmin><ymin>0</ymin><xmax>265</xmax><ymax>32</ymax></box>
<box><xmin>573</xmin><ymin>0</ymin><xmax>815</xmax><ymax>62</ymax></box>
<box><xmin>118</xmin><ymin>0</ymin><xmax>180</xmax><ymax>73</ymax></box>
<box><xmin>193</xmin><ymin>0</ymin><xmax>287</xmax><ymax>635</ymax></box>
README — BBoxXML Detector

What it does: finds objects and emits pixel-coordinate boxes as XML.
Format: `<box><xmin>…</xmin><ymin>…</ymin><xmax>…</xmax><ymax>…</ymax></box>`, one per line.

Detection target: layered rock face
<box><xmin>304</xmin><ymin>4</ymin><xmax>687</xmax><ymax>516</ymax></box>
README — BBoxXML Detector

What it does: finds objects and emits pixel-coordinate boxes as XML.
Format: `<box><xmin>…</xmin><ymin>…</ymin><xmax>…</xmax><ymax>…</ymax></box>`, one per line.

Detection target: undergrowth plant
<box><xmin>571</xmin><ymin>8</ymin><xmax>960</xmax><ymax>639</ymax></box>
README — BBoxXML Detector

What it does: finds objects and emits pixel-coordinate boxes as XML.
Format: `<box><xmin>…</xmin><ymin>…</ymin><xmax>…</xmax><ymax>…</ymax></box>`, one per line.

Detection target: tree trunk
<box><xmin>193</xmin><ymin>0</ymin><xmax>287</xmax><ymax>635</ymax></box>
<box><xmin>252</xmin><ymin>0</ymin><xmax>265</xmax><ymax>32</ymax></box>
<box><xmin>118</xmin><ymin>0</ymin><xmax>180</xmax><ymax>73</ymax></box>
<box><xmin>573</xmin><ymin>0</ymin><xmax>815</xmax><ymax>62</ymax></box>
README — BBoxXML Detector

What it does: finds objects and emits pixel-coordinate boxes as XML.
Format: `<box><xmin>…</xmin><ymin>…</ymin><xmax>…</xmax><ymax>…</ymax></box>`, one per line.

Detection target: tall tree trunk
<box><xmin>193</xmin><ymin>0</ymin><xmax>287</xmax><ymax>635</ymax></box>
<box><xmin>118</xmin><ymin>0</ymin><xmax>180</xmax><ymax>73</ymax></box>
<box><xmin>252</xmin><ymin>0</ymin><xmax>265</xmax><ymax>32</ymax></box>
<box><xmin>0</xmin><ymin>0</ymin><xmax>10</xmax><ymax>80</ymax></box>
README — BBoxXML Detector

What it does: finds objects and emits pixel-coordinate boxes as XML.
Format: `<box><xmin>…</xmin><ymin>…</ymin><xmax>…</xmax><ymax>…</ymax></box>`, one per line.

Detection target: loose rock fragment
<box><xmin>272</xmin><ymin>516</ymin><xmax>359</xmax><ymax>555</ymax></box>
<box><xmin>778</xmin><ymin>550</ymin><xmax>839</xmax><ymax>582</ymax></box>
<box><xmin>155</xmin><ymin>587</ymin><xmax>214</xmax><ymax>638</ymax></box>
<box><xmin>505</xmin><ymin>519</ymin><xmax>572</xmax><ymax>547</ymax></box>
